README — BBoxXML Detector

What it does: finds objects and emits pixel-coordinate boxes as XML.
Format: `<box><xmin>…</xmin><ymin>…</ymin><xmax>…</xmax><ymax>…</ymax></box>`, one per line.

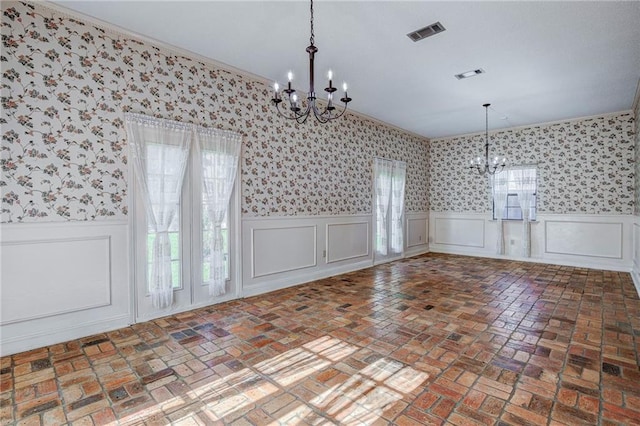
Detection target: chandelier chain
<box><xmin>309</xmin><ymin>0</ymin><xmax>315</xmax><ymax>46</ymax></box>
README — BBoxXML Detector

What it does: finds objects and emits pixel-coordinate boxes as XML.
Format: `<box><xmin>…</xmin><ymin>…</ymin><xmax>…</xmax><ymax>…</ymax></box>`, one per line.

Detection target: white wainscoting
<box><xmin>252</xmin><ymin>225</ymin><xmax>317</xmax><ymax>277</ymax></box>
<box><xmin>433</xmin><ymin>216</ymin><xmax>485</xmax><ymax>248</ymax></box>
<box><xmin>0</xmin><ymin>221</ymin><xmax>130</xmax><ymax>356</ymax></box>
<box><xmin>241</xmin><ymin>213</ymin><xmax>429</xmax><ymax>297</ymax></box>
<box><xmin>326</xmin><ymin>222</ymin><xmax>369</xmax><ymax>264</ymax></box>
<box><xmin>405</xmin><ymin>212</ymin><xmax>429</xmax><ymax>257</ymax></box>
<box><xmin>429</xmin><ymin>212</ymin><xmax>634</xmax><ymax>272</ymax></box>
<box><xmin>632</xmin><ymin>216</ymin><xmax>640</xmax><ymax>296</ymax></box>
<box><xmin>242</xmin><ymin>215</ymin><xmax>373</xmax><ymax>297</ymax></box>
<box><xmin>545</xmin><ymin>221</ymin><xmax>622</xmax><ymax>259</ymax></box>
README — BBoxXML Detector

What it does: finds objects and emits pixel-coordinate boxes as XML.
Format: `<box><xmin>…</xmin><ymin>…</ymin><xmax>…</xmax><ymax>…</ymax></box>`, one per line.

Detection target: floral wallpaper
<box><xmin>0</xmin><ymin>1</ymin><xmax>429</xmax><ymax>223</ymax></box>
<box><xmin>429</xmin><ymin>113</ymin><xmax>635</xmax><ymax>214</ymax></box>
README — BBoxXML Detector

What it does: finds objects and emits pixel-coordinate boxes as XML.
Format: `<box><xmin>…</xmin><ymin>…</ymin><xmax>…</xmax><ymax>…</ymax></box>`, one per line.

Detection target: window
<box><xmin>140</xmin><ymin>145</ymin><xmax>232</xmax><ymax>292</ymax></box>
<box><xmin>493</xmin><ymin>166</ymin><xmax>537</xmax><ymax>221</ymax></box>
<box><xmin>374</xmin><ymin>158</ymin><xmax>406</xmax><ymax>262</ymax></box>
<box><xmin>126</xmin><ymin>113</ymin><xmax>241</xmax><ymax>313</ymax></box>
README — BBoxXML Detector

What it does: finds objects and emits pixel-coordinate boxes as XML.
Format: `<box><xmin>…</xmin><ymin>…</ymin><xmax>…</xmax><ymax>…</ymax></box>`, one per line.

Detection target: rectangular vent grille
<box><xmin>455</xmin><ymin>69</ymin><xmax>485</xmax><ymax>80</ymax></box>
<box><xmin>407</xmin><ymin>22</ymin><xmax>446</xmax><ymax>42</ymax></box>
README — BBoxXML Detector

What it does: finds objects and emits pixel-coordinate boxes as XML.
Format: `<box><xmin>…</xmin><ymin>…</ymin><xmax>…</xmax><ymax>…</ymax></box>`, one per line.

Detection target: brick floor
<box><xmin>1</xmin><ymin>253</ymin><xmax>639</xmax><ymax>425</ymax></box>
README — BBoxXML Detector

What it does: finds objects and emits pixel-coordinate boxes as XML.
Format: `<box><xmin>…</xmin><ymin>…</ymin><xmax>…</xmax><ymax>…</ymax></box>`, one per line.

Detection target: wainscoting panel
<box><xmin>429</xmin><ymin>212</ymin><xmax>633</xmax><ymax>272</ymax></box>
<box><xmin>326</xmin><ymin>222</ymin><xmax>369</xmax><ymax>264</ymax></box>
<box><xmin>1</xmin><ymin>236</ymin><xmax>111</xmax><ymax>325</ymax></box>
<box><xmin>632</xmin><ymin>218</ymin><xmax>640</xmax><ymax>296</ymax></box>
<box><xmin>242</xmin><ymin>215</ymin><xmax>377</xmax><ymax>297</ymax></box>
<box><xmin>252</xmin><ymin>226</ymin><xmax>317</xmax><ymax>278</ymax></box>
<box><xmin>545</xmin><ymin>220</ymin><xmax>623</xmax><ymax>258</ymax></box>
<box><xmin>434</xmin><ymin>217</ymin><xmax>485</xmax><ymax>248</ymax></box>
<box><xmin>407</xmin><ymin>218</ymin><xmax>427</xmax><ymax>248</ymax></box>
<box><xmin>0</xmin><ymin>221</ymin><xmax>130</xmax><ymax>356</ymax></box>
<box><xmin>405</xmin><ymin>212</ymin><xmax>429</xmax><ymax>257</ymax></box>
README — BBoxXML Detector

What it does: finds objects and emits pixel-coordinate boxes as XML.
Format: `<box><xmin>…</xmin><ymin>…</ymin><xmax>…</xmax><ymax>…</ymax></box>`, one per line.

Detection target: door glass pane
<box><xmin>202</xmin><ymin>207</ymin><xmax>229</xmax><ymax>285</ymax></box>
<box><xmin>147</xmin><ymin>210</ymin><xmax>181</xmax><ymax>289</ymax></box>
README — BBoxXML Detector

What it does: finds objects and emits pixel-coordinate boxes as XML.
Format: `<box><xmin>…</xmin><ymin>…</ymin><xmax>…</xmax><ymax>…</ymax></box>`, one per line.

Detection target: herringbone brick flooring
<box><xmin>1</xmin><ymin>253</ymin><xmax>639</xmax><ymax>425</ymax></box>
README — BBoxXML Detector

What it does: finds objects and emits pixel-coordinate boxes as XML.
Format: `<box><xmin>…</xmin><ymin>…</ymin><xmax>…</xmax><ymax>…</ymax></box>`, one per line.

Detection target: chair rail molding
<box><xmin>429</xmin><ymin>211</ymin><xmax>634</xmax><ymax>273</ymax></box>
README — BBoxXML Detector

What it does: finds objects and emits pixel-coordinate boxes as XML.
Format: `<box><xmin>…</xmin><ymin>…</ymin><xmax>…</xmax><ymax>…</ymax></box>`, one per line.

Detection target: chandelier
<box><xmin>470</xmin><ymin>103</ymin><xmax>506</xmax><ymax>175</ymax></box>
<box><xmin>271</xmin><ymin>0</ymin><xmax>352</xmax><ymax>124</ymax></box>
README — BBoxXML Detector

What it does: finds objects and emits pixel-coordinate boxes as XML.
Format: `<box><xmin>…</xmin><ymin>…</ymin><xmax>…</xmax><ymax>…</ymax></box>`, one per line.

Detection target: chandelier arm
<box><xmin>274</xmin><ymin>99</ymin><xmax>307</xmax><ymax>121</ymax></box>
<box><xmin>323</xmin><ymin>102</ymin><xmax>349</xmax><ymax>121</ymax></box>
<box><xmin>273</xmin><ymin>101</ymin><xmax>295</xmax><ymax>120</ymax></box>
<box><xmin>310</xmin><ymin>102</ymin><xmax>328</xmax><ymax>123</ymax></box>
<box><xmin>313</xmin><ymin>100</ymin><xmax>350</xmax><ymax>123</ymax></box>
<box><xmin>300</xmin><ymin>102</ymin><xmax>313</xmax><ymax>123</ymax></box>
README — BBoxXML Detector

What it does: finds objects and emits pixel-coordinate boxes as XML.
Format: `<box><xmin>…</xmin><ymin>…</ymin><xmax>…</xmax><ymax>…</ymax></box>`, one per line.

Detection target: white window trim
<box><xmin>128</xmin><ymin>137</ymin><xmax>241</xmax><ymax>323</ymax></box>
<box><xmin>492</xmin><ymin>165</ymin><xmax>538</xmax><ymax>221</ymax></box>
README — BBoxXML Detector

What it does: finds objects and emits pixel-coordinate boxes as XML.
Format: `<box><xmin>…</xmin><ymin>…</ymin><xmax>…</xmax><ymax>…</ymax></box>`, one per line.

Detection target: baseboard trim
<box><xmin>405</xmin><ymin>246</ymin><xmax>429</xmax><ymax>258</ymax></box>
<box><xmin>134</xmin><ymin>292</ymin><xmax>240</xmax><ymax>324</ymax></box>
<box><xmin>429</xmin><ymin>247</ymin><xmax>632</xmax><ymax>273</ymax></box>
<box><xmin>1</xmin><ymin>314</ymin><xmax>131</xmax><ymax>356</ymax></box>
<box><xmin>241</xmin><ymin>259</ymin><xmax>373</xmax><ymax>298</ymax></box>
<box><xmin>632</xmin><ymin>264</ymin><xmax>640</xmax><ymax>298</ymax></box>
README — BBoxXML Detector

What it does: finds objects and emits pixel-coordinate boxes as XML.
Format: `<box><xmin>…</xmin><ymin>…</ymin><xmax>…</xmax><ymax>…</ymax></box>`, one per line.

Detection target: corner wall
<box><xmin>0</xmin><ymin>1</ymin><xmax>429</xmax><ymax>355</ymax></box>
<box><xmin>632</xmin><ymin>82</ymin><xmax>640</xmax><ymax>294</ymax></box>
<box><xmin>429</xmin><ymin>112</ymin><xmax>636</xmax><ymax>272</ymax></box>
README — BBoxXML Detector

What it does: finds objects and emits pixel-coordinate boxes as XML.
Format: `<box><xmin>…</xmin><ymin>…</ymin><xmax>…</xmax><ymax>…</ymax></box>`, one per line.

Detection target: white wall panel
<box><xmin>429</xmin><ymin>212</ymin><xmax>633</xmax><ymax>273</ymax></box>
<box><xmin>632</xmin><ymin>219</ymin><xmax>640</xmax><ymax>296</ymax></box>
<box><xmin>326</xmin><ymin>222</ymin><xmax>368</xmax><ymax>263</ymax></box>
<box><xmin>1</xmin><ymin>236</ymin><xmax>111</xmax><ymax>324</ymax></box>
<box><xmin>242</xmin><ymin>214</ymin><xmax>382</xmax><ymax>296</ymax></box>
<box><xmin>0</xmin><ymin>221</ymin><xmax>130</xmax><ymax>356</ymax></box>
<box><xmin>545</xmin><ymin>220</ymin><xmax>622</xmax><ymax>258</ymax></box>
<box><xmin>252</xmin><ymin>226</ymin><xmax>317</xmax><ymax>277</ymax></box>
<box><xmin>407</xmin><ymin>218</ymin><xmax>427</xmax><ymax>248</ymax></box>
<box><xmin>434</xmin><ymin>217</ymin><xmax>485</xmax><ymax>248</ymax></box>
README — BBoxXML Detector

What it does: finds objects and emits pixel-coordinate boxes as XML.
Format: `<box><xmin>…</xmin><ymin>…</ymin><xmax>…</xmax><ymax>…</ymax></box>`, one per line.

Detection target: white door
<box><xmin>373</xmin><ymin>158</ymin><xmax>406</xmax><ymax>264</ymax></box>
<box><xmin>132</xmin><ymin>153</ymin><xmax>239</xmax><ymax>323</ymax></box>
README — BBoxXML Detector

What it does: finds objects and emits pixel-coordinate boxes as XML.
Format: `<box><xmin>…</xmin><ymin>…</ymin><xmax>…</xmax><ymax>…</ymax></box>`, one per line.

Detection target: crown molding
<box><xmin>34</xmin><ymin>1</ymin><xmax>429</xmax><ymax>144</ymax></box>
<box><xmin>431</xmin><ymin>109</ymin><xmax>634</xmax><ymax>142</ymax></box>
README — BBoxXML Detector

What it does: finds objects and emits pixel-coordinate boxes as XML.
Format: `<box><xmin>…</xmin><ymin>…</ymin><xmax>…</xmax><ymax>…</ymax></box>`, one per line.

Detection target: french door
<box><xmin>373</xmin><ymin>158</ymin><xmax>406</xmax><ymax>264</ymax></box>
<box><xmin>131</xmin><ymin>147</ymin><xmax>240</xmax><ymax>322</ymax></box>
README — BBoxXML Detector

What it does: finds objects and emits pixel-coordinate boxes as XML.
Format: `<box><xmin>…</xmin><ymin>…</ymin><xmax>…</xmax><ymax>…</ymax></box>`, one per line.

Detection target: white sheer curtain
<box><xmin>125</xmin><ymin>113</ymin><xmax>191</xmax><ymax>309</ymax></box>
<box><xmin>492</xmin><ymin>173</ymin><xmax>509</xmax><ymax>255</ymax></box>
<box><xmin>390</xmin><ymin>161</ymin><xmax>406</xmax><ymax>255</ymax></box>
<box><xmin>374</xmin><ymin>158</ymin><xmax>393</xmax><ymax>257</ymax></box>
<box><xmin>512</xmin><ymin>167</ymin><xmax>537</xmax><ymax>257</ymax></box>
<box><xmin>195</xmin><ymin>127</ymin><xmax>242</xmax><ymax>297</ymax></box>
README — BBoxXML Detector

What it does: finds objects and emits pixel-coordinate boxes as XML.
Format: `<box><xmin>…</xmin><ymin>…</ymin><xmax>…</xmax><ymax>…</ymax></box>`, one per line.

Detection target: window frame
<box><xmin>132</xmin><ymin>144</ymin><xmax>233</xmax><ymax>299</ymax></box>
<box><xmin>492</xmin><ymin>166</ymin><xmax>538</xmax><ymax>221</ymax></box>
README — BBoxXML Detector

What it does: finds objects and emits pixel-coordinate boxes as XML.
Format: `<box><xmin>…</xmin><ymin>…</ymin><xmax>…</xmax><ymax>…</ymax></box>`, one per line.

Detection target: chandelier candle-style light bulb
<box><xmin>271</xmin><ymin>0</ymin><xmax>352</xmax><ymax>124</ymax></box>
<box><xmin>291</xmin><ymin>93</ymin><xmax>300</xmax><ymax>112</ymax></box>
<box><xmin>469</xmin><ymin>103</ymin><xmax>507</xmax><ymax>176</ymax></box>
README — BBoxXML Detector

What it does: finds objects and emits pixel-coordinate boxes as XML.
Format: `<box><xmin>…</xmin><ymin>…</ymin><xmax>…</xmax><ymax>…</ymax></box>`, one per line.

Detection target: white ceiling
<box><xmin>54</xmin><ymin>1</ymin><xmax>640</xmax><ymax>139</ymax></box>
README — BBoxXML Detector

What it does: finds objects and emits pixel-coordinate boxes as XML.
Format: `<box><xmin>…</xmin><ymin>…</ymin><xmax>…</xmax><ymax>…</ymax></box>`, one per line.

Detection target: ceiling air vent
<box><xmin>407</xmin><ymin>22</ymin><xmax>446</xmax><ymax>42</ymax></box>
<box><xmin>455</xmin><ymin>69</ymin><xmax>485</xmax><ymax>80</ymax></box>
